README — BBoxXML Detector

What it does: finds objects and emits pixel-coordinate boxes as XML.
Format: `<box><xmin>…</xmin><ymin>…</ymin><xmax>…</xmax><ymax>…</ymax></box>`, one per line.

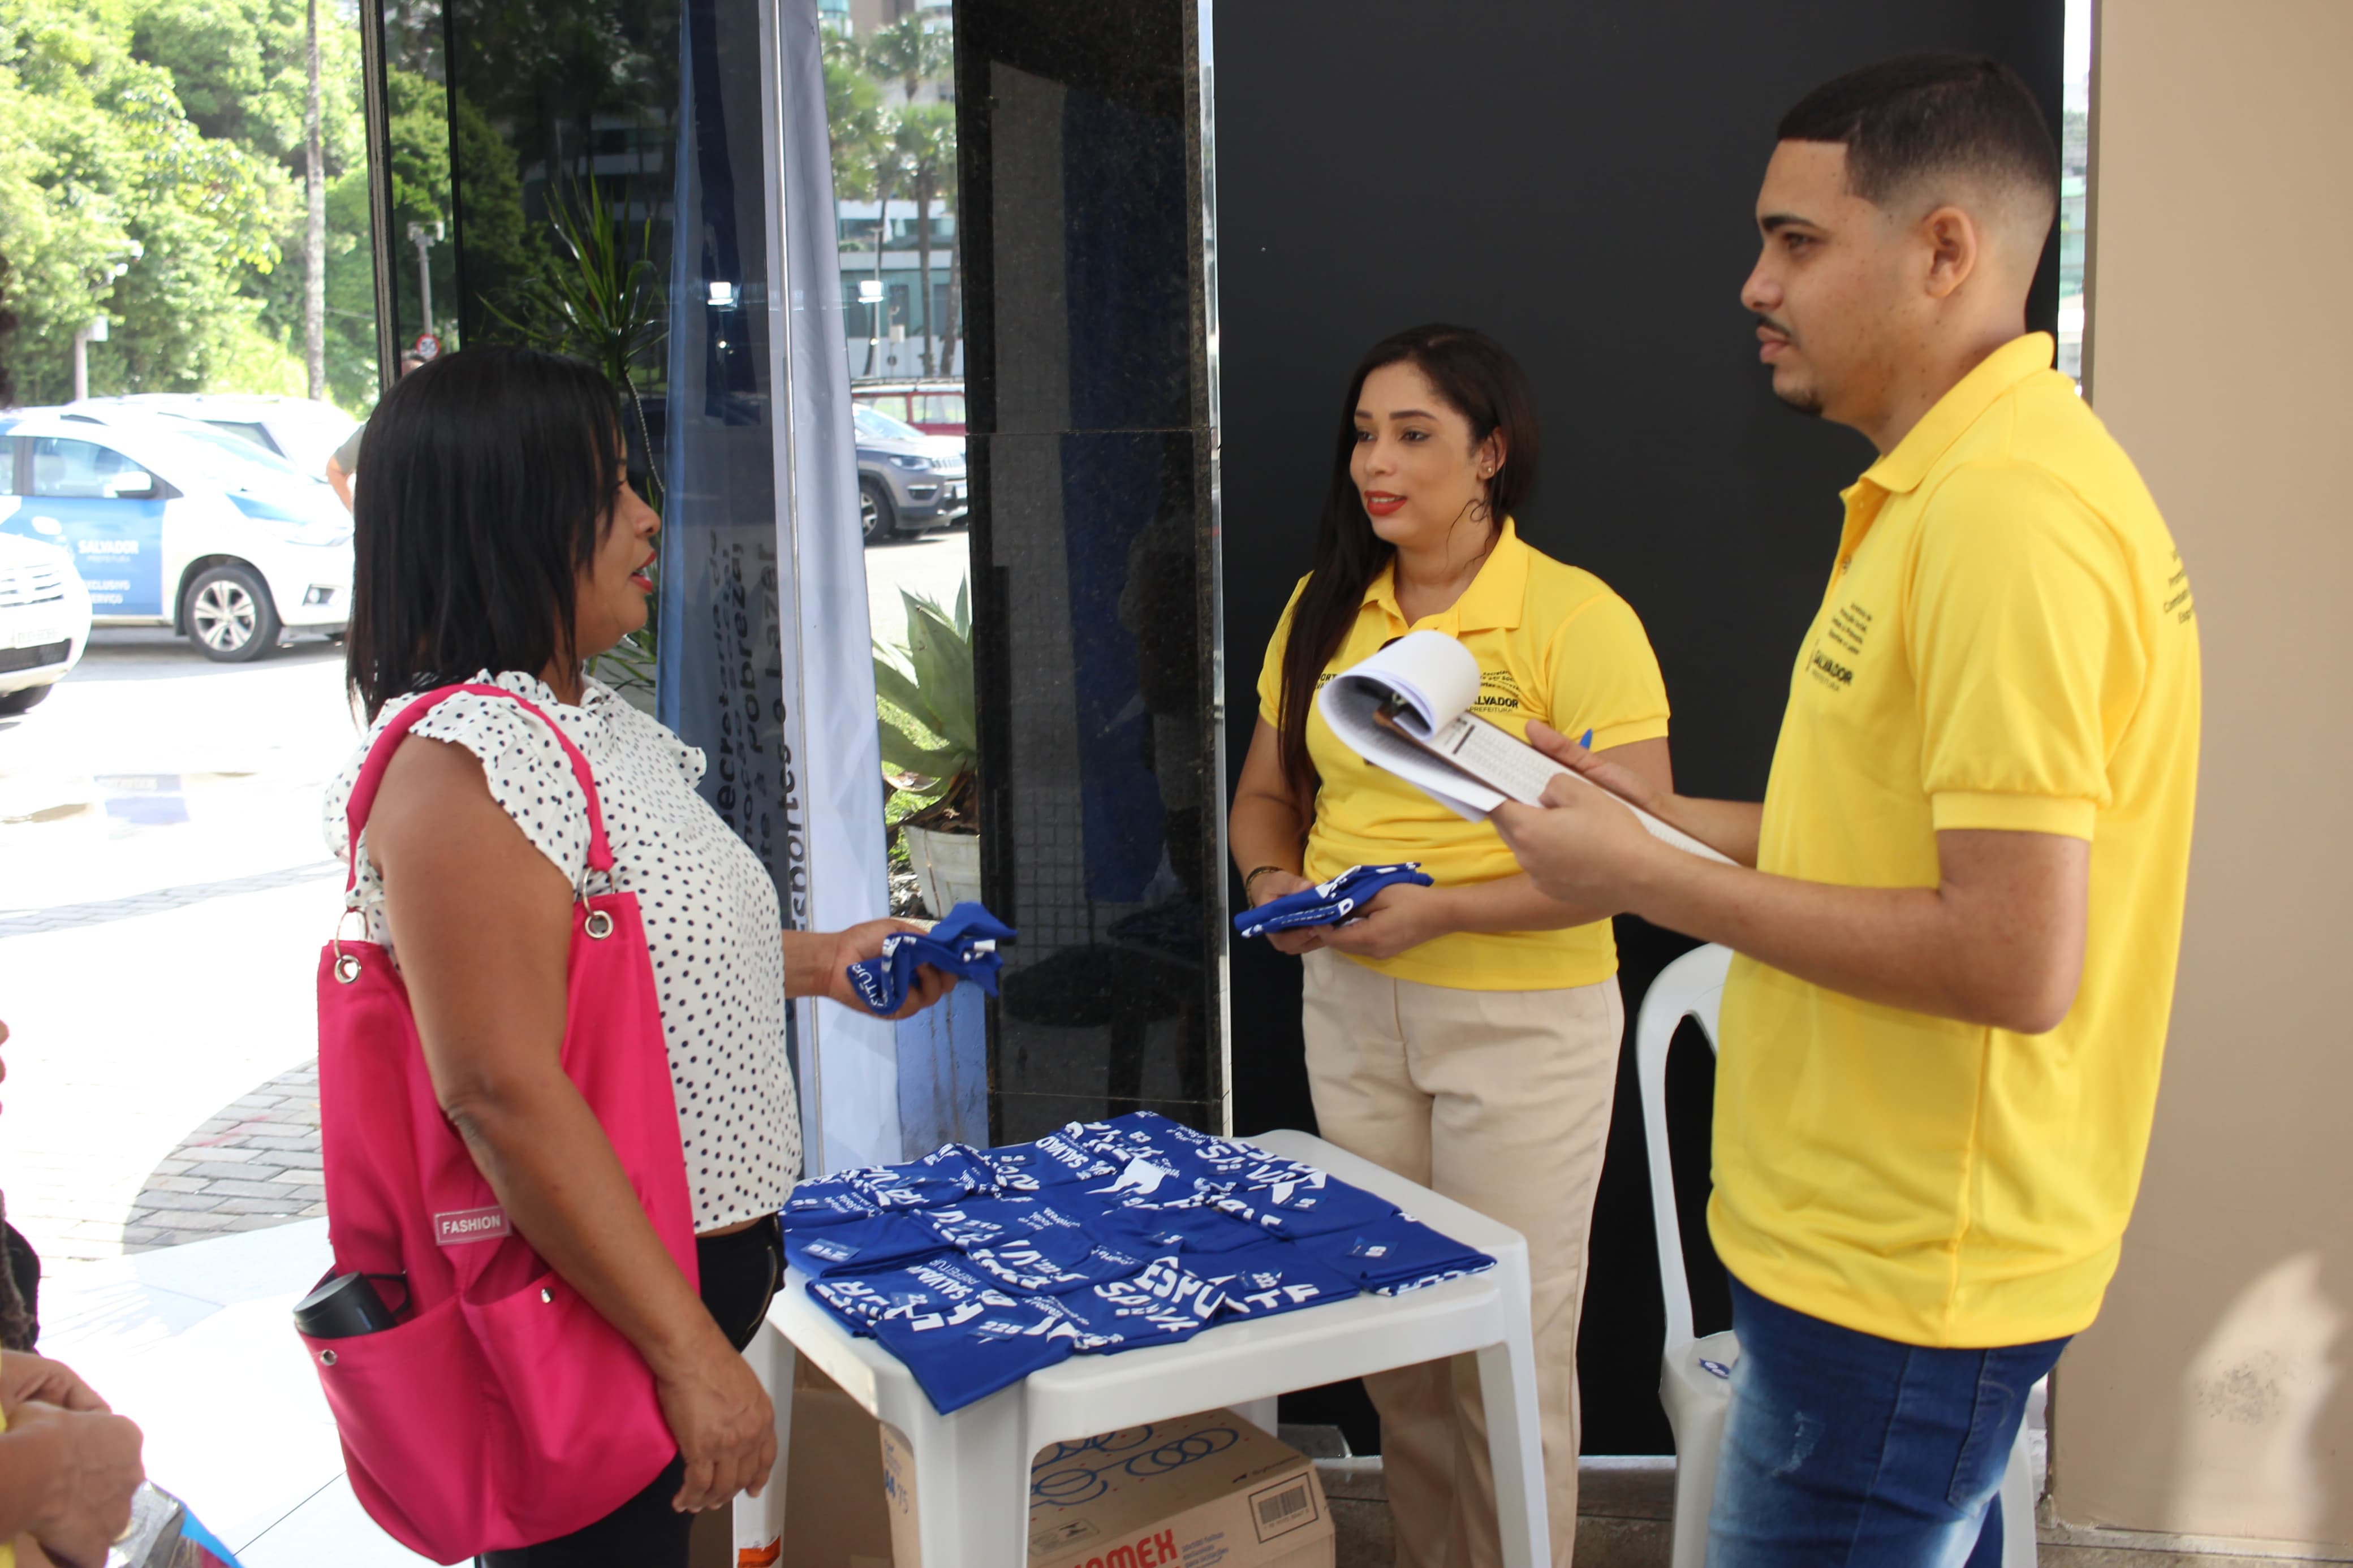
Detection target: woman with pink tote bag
<box><xmin>312</xmin><ymin>346</ymin><xmax>951</xmax><ymax>1566</ymax></box>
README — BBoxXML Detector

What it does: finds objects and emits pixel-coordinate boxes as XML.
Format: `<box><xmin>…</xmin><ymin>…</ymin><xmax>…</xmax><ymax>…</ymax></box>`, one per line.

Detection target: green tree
<box><xmin>825</xmin><ymin>51</ymin><xmax>881</xmax><ymax>202</ymax></box>
<box><xmin>127</xmin><ymin>0</ymin><xmax>369</xmax><ymax>398</ymax></box>
<box><xmin>320</xmin><ymin>165</ymin><xmax>381</xmax><ymax>407</ymax></box>
<box><xmin>894</xmin><ymin>104</ymin><xmax>953</xmax><ymax>378</ymax></box>
<box><xmin>0</xmin><ymin>0</ymin><xmax>294</xmax><ymax>402</ymax></box>
<box><xmin>863</xmin><ymin>13</ymin><xmax>949</xmax><ymax>105</ymax></box>
<box><xmin>860</xmin><ymin>107</ymin><xmax>905</xmax><ymax>377</ymax></box>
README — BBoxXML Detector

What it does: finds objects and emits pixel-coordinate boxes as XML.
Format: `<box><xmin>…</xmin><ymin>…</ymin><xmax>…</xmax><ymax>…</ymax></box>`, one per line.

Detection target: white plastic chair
<box><xmin>1636</xmin><ymin>944</ymin><xmax>2039</xmax><ymax>1567</ymax></box>
<box><xmin>736</xmin><ymin>1128</ymin><xmax>1551</xmax><ymax>1567</ymax></box>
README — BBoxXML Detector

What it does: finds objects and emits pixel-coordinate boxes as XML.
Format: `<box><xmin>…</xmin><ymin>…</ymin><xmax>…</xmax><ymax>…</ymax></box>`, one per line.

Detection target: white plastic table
<box><xmin>734</xmin><ymin>1129</ymin><xmax>1549</xmax><ymax>1567</ymax></box>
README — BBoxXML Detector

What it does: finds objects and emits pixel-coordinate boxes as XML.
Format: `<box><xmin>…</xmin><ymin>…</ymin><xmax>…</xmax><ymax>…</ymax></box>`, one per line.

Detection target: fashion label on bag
<box><xmin>301</xmin><ymin>684</ymin><xmax>699</xmax><ymax>1563</ymax></box>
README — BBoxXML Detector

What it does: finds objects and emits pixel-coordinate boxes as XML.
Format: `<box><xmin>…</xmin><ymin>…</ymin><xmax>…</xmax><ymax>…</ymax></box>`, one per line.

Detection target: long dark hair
<box><xmin>345</xmin><ymin>345</ymin><xmax>624</xmax><ymax>717</ymax></box>
<box><xmin>1275</xmin><ymin>323</ymin><xmax>1539</xmax><ymax>818</ymax></box>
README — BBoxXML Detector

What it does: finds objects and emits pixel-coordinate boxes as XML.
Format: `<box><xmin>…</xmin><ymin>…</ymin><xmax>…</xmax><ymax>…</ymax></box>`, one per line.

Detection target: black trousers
<box><xmin>478</xmin><ymin>1217</ymin><xmax>783</xmax><ymax>1568</ymax></box>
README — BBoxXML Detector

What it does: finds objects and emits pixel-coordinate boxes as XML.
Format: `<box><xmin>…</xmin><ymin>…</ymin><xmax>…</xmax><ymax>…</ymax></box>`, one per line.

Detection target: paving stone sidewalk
<box><xmin>124</xmin><ymin>1060</ymin><xmax>326</xmax><ymax>1251</ymax></box>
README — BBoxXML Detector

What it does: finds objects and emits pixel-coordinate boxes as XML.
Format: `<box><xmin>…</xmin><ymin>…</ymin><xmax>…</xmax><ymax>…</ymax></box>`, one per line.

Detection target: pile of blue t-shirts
<box><xmin>779</xmin><ymin>1112</ymin><xmax>1496</xmax><ymax>1414</ymax></box>
<box><xmin>1231</xmin><ymin>863</ymin><xmax>1433</xmax><ymax>940</ymax></box>
<box><xmin>846</xmin><ymin>902</ymin><xmax>1016</xmax><ymax>1016</ymax></box>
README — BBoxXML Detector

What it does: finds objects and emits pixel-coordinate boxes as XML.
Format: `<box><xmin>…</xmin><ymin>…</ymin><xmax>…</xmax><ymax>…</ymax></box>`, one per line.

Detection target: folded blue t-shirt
<box><xmin>963</xmin><ymin>1227</ymin><xmax>1152</xmax><ymax>1295</ymax></box>
<box><xmin>847</xmin><ymin>902</ymin><xmax>1018</xmax><ymax>1016</ymax></box>
<box><xmin>920</xmin><ymin>1195</ymin><xmax>1089</xmax><ymax>1251</ymax></box>
<box><xmin>1232</xmin><ymin>863</ymin><xmax>1433</xmax><ymax>939</ymax></box>
<box><xmin>1054</xmin><ymin>1256</ymin><xmax>1226</xmax><ymax>1353</ymax></box>
<box><xmin>783</xmin><ymin>1211</ymin><xmax>948</xmax><ymax>1279</ymax></box>
<box><xmin>779</xmin><ymin>1173</ymin><xmax>881</xmax><ymax>1229</ymax></box>
<box><xmin>979</xmin><ymin>1130</ymin><xmax>1119</xmax><ymax>1192</ymax></box>
<box><xmin>1077</xmin><ymin>1154</ymin><xmax>1215</xmax><ymax>1212</ymax></box>
<box><xmin>808</xmin><ymin>1255</ymin><xmax>1005</xmax><ymax>1336</ymax></box>
<box><xmin>1065</xmin><ymin>1116</ymin><xmax>1281</xmax><ymax>1191</ymax></box>
<box><xmin>1066</xmin><ymin>1110</ymin><xmax>1191</xmax><ymax>1156</ymax></box>
<box><xmin>855</xmin><ymin>1144</ymin><xmax>993</xmax><ymax>1210</ymax></box>
<box><xmin>873</xmin><ymin>1290</ymin><xmax>1080</xmax><ymax>1414</ymax></box>
<box><xmin>1092</xmin><ymin>1199</ymin><xmax>1266</xmax><ymax>1256</ymax></box>
<box><xmin>1213</xmin><ymin>1170</ymin><xmax>1401</xmax><ymax>1239</ymax></box>
<box><xmin>1298</xmin><ymin>1215</ymin><xmax>1498</xmax><ymax>1294</ymax></box>
<box><xmin>1203</xmin><ymin>1241</ymin><xmax>1363</xmax><ymax>1320</ymax></box>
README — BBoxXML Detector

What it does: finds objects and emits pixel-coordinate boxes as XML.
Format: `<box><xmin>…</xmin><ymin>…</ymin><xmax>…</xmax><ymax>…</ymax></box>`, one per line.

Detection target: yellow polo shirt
<box><xmin>1711</xmin><ymin>334</ymin><xmax>2203</xmax><ymax>1347</ymax></box>
<box><xmin>1256</xmin><ymin>519</ymin><xmax>1670</xmax><ymax>990</ymax></box>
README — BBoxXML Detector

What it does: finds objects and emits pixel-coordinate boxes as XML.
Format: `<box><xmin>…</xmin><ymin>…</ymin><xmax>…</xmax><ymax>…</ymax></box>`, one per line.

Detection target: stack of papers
<box><xmin>1317</xmin><ymin>630</ymin><xmax>1731</xmax><ymax>861</ymax></box>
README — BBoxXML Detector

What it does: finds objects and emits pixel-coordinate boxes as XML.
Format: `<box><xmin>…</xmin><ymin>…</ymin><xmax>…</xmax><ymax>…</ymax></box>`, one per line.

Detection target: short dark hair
<box><xmin>345</xmin><ymin>344</ymin><xmax>622</xmax><ymax>716</ymax></box>
<box><xmin>1778</xmin><ymin>53</ymin><xmax>2058</xmax><ymax>217</ymax></box>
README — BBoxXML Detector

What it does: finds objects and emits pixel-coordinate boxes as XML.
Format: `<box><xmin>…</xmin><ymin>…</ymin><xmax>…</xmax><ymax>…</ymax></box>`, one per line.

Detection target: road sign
<box><xmin>413</xmin><ymin>331</ymin><xmax>442</xmax><ymax>361</ymax></box>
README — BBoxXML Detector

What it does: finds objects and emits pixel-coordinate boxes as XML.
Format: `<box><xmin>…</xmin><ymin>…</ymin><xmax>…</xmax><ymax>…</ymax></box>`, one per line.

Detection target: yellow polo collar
<box><xmin>1366</xmin><ymin>517</ymin><xmax>1530</xmax><ymax>634</ymax></box>
<box><xmin>1860</xmin><ymin>332</ymin><xmax>2058</xmax><ymax>496</ymax></box>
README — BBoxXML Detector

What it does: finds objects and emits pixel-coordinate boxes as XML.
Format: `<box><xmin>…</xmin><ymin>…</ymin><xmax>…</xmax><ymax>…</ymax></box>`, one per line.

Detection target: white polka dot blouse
<box><xmin>325</xmin><ymin>669</ymin><xmax>803</xmax><ymax>1232</ymax></box>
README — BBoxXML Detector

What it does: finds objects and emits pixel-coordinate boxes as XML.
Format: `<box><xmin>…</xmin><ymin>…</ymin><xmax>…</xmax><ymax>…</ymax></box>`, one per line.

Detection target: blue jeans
<box><xmin>1708</xmin><ymin>1275</ymin><xmax>2070</xmax><ymax>1567</ymax></box>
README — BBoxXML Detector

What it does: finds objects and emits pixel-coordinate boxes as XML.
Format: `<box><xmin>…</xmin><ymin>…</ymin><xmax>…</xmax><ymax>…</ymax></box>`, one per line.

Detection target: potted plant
<box><xmin>874</xmin><ymin>584</ymin><xmax>979</xmax><ymax>917</ymax></box>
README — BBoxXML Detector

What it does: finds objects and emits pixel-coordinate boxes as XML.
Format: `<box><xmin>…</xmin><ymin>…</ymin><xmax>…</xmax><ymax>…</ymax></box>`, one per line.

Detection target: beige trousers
<box><xmin>1300</xmin><ymin>949</ymin><xmax>1623</xmax><ymax>1568</ymax></box>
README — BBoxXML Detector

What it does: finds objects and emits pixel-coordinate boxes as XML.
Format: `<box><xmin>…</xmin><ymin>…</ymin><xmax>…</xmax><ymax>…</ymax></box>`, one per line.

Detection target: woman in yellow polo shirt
<box><xmin>1230</xmin><ymin>323</ymin><xmax>1673</xmax><ymax>1568</ymax></box>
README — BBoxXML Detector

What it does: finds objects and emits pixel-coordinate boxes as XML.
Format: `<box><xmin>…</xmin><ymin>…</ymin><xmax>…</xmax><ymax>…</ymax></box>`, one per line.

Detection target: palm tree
<box><xmin>825</xmin><ymin>54</ymin><xmax>882</xmax><ymax>204</ymax></box>
<box><xmin>303</xmin><ymin>0</ymin><xmax>326</xmax><ymax>400</ymax></box>
<box><xmin>864</xmin><ymin>13</ymin><xmax>952</xmax><ymax>106</ymax></box>
<box><xmin>894</xmin><ymin>105</ymin><xmax>955</xmax><ymax>378</ymax></box>
<box><xmin>864</xmin><ymin>109</ymin><xmax>907</xmax><ymax>375</ymax></box>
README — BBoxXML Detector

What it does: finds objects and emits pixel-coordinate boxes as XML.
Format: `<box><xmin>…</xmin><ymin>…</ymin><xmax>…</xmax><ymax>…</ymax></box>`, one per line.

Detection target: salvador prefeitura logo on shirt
<box><xmin>1807</xmin><ymin>598</ymin><xmax>1874</xmax><ymax>694</ymax></box>
<box><xmin>1471</xmin><ymin>668</ymin><xmax>1524</xmax><ymax>714</ymax></box>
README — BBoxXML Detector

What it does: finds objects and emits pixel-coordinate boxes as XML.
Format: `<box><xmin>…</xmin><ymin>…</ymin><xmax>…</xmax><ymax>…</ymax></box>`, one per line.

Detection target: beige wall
<box><xmin>2054</xmin><ymin>0</ymin><xmax>2352</xmax><ymax>1545</ymax></box>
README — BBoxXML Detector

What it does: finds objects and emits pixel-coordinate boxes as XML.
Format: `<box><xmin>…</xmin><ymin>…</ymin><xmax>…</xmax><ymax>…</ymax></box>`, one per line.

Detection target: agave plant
<box><xmin>873</xmin><ymin>582</ymin><xmax>977</xmax><ymax>830</ymax></box>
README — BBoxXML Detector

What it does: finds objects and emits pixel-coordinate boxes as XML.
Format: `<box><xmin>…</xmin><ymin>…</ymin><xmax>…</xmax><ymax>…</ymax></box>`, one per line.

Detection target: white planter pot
<box><xmin>901</xmin><ymin>823</ymin><xmax>982</xmax><ymax>919</ymax></box>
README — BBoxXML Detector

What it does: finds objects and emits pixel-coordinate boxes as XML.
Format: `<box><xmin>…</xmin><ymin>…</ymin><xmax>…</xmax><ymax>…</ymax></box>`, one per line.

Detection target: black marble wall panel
<box><xmin>954</xmin><ymin>0</ymin><xmax>1222</xmax><ymax>1140</ymax></box>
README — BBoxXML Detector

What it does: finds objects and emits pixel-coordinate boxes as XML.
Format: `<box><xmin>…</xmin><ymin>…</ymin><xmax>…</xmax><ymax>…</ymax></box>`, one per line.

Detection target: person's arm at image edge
<box><xmin>368</xmin><ymin>738</ymin><xmax>773</xmax><ymax>1514</ymax></box>
<box><xmin>0</xmin><ymin>1358</ymin><xmax>144</xmax><ymax>1567</ymax></box>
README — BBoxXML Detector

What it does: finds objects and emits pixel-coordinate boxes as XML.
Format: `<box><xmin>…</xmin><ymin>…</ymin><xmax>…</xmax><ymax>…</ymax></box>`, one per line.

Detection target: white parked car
<box><xmin>0</xmin><ymin>408</ymin><xmax>354</xmax><ymax>663</ymax></box>
<box><xmin>0</xmin><ymin>532</ymin><xmax>93</xmax><ymax>715</ymax></box>
<box><xmin>68</xmin><ymin>393</ymin><xmax>361</xmax><ymax>485</ymax></box>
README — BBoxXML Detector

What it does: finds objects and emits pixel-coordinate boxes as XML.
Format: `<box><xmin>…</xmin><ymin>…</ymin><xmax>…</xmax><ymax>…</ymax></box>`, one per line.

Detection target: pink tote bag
<box><xmin>301</xmin><ymin>684</ymin><xmax>699</xmax><ymax>1563</ymax></box>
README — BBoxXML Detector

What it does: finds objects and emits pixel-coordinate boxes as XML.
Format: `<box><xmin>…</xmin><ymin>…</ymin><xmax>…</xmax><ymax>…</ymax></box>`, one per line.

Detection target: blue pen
<box><xmin>1580</xmin><ymin>729</ymin><xmax>1593</xmax><ymax>749</ymax></box>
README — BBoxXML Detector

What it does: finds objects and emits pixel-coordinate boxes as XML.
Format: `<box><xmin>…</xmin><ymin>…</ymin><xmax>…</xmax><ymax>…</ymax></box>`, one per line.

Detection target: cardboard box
<box><xmin>774</xmin><ymin>1358</ymin><xmax>896</xmax><ymax>1568</ymax></box>
<box><xmin>880</xmin><ymin>1407</ymin><xmax>1334</xmax><ymax>1568</ymax></box>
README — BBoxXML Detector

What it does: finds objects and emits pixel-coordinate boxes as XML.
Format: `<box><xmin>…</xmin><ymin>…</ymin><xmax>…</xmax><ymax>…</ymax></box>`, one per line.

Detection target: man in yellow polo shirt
<box><xmin>1493</xmin><ymin>55</ymin><xmax>2200</xmax><ymax>1564</ymax></box>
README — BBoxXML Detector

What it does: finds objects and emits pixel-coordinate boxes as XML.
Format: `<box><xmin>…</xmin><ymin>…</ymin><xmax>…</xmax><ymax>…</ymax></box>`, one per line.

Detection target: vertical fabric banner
<box><xmin>661</xmin><ymin>0</ymin><xmax>897</xmax><ymax>1175</ymax></box>
<box><xmin>761</xmin><ymin>0</ymin><xmax>899</xmax><ymax>1174</ymax></box>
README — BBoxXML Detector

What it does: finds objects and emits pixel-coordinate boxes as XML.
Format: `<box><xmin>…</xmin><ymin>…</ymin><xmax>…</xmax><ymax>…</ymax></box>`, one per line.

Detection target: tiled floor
<box><xmin>122</xmin><ymin>1059</ymin><xmax>327</xmax><ymax>1250</ymax></box>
